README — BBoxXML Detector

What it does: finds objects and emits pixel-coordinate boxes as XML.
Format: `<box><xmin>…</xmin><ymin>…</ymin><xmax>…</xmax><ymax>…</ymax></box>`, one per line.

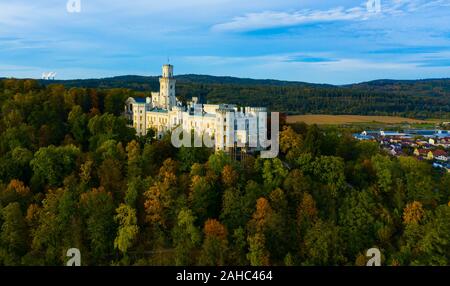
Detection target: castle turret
<box><xmin>159</xmin><ymin>64</ymin><xmax>176</xmax><ymax>110</ymax></box>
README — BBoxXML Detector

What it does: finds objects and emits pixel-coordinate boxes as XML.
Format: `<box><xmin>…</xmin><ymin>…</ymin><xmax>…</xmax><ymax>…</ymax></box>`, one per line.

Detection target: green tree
<box><xmin>80</xmin><ymin>188</ymin><xmax>116</xmax><ymax>264</ymax></box>
<box><xmin>68</xmin><ymin>105</ymin><xmax>88</xmax><ymax>146</ymax></box>
<box><xmin>114</xmin><ymin>204</ymin><xmax>139</xmax><ymax>255</ymax></box>
<box><xmin>0</xmin><ymin>202</ymin><xmax>28</xmax><ymax>265</ymax></box>
<box><xmin>30</xmin><ymin>145</ymin><xmax>80</xmax><ymax>188</ymax></box>
<box><xmin>302</xmin><ymin>220</ymin><xmax>345</xmax><ymax>265</ymax></box>
<box><xmin>172</xmin><ymin>208</ymin><xmax>201</xmax><ymax>266</ymax></box>
<box><xmin>126</xmin><ymin>140</ymin><xmax>142</xmax><ymax>178</ymax></box>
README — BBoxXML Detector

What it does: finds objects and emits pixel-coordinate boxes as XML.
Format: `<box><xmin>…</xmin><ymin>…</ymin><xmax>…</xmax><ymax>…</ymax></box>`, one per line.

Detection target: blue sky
<box><xmin>0</xmin><ymin>0</ymin><xmax>449</xmax><ymax>84</ymax></box>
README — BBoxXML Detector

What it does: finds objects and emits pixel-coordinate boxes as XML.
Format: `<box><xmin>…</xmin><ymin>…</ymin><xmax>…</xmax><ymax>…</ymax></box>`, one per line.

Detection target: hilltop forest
<box><xmin>0</xmin><ymin>78</ymin><xmax>449</xmax><ymax>266</ymax></box>
<box><xmin>36</xmin><ymin>75</ymin><xmax>450</xmax><ymax>119</ymax></box>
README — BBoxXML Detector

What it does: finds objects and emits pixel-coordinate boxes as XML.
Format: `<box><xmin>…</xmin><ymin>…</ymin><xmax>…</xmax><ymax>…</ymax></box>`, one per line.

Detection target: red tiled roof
<box><xmin>432</xmin><ymin>150</ymin><xmax>448</xmax><ymax>157</ymax></box>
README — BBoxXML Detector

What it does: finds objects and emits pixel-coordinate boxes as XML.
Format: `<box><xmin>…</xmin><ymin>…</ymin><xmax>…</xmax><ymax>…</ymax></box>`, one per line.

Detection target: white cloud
<box><xmin>212</xmin><ymin>6</ymin><xmax>371</xmax><ymax>32</ymax></box>
<box><xmin>212</xmin><ymin>0</ymin><xmax>450</xmax><ymax>32</ymax></box>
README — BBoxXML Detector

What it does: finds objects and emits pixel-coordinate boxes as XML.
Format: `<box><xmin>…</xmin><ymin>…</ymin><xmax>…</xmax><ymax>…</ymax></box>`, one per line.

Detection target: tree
<box><xmin>144</xmin><ymin>159</ymin><xmax>178</xmax><ymax>230</ymax></box>
<box><xmin>172</xmin><ymin>208</ymin><xmax>201</xmax><ymax>266</ymax></box>
<box><xmin>87</xmin><ymin>113</ymin><xmax>134</xmax><ymax>151</ymax></box>
<box><xmin>80</xmin><ymin>188</ymin><xmax>115</xmax><ymax>264</ymax></box>
<box><xmin>31</xmin><ymin>188</ymin><xmax>81</xmax><ymax>265</ymax></box>
<box><xmin>415</xmin><ymin>205</ymin><xmax>450</xmax><ymax>265</ymax></box>
<box><xmin>114</xmin><ymin>204</ymin><xmax>139</xmax><ymax>255</ymax></box>
<box><xmin>403</xmin><ymin>201</ymin><xmax>425</xmax><ymax>225</ymax></box>
<box><xmin>338</xmin><ymin>190</ymin><xmax>376</xmax><ymax>258</ymax></box>
<box><xmin>261</xmin><ymin>158</ymin><xmax>288</xmax><ymax>190</ymax></box>
<box><xmin>207</xmin><ymin>151</ymin><xmax>232</xmax><ymax>175</ymax></box>
<box><xmin>371</xmin><ymin>154</ymin><xmax>396</xmax><ymax>193</ymax></box>
<box><xmin>221</xmin><ymin>164</ymin><xmax>238</xmax><ymax>188</ymax></box>
<box><xmin>126</xmin><ymin>140</ymin><xmax>142</xmax><ymax>178</ymax></box>
<box><xmin>68</xmin><ymin>105</ymin><xmax>88</xmax><ymax>146</ymax></box>
<box><xmin>0</xmin><ymin>203</ymin><xmax>28</xmax><ymax>265</ymax></box>
<box><xmin>302</xmin><ymin>124</ymin><xmax>323</xmax><ymax>157</ymax></box>
<box><xmin>283</xmin><ymin>169</ymin><xmax>311</xmax><ymax>211</ymax></box>
<box><xmin>247</xmin><ymin>233</ymin><xmax>269</xmax><ymax>266</ymax></box>
<box><xmin>398</xmin><ymin>157</ymin><xmax>438</xmax><ymax>206</ymax></box>
<box><xmin>30</xmin><ymin>145</ymin><xmax>80</xmax><ymax>188</ymax></box>
<box><xmin>142</xmin><ymin>135</ymin><xmax>177</xmax><ymax>175</ymax></box>
<box><xmin>246</xmin><ymin>198</ymin><xmax>274</xmax><ymax>266</ymax></box>
<box><xmin>199</xmin><ymin>219</ymin><xmax>228</xmax><ymax>266</ymax></box>
<box><xmin>98</xmin><ymin>158</ymin><xmax>124</xmax><ymax>200</ymax></box>
<box><xmin>302</xmin><ymin>220</ymin><xmax>345</xmax><ymax>265</ymax></box>
<box><xmin>189</xmin><ymin>172</ymin><xmax>219</xmax><ymax>225</ymax></box>
<box><xmin>0</xmin><ymin>179</ymin><xmax>31</xmax><ymax>211</ymax></box>
<box><xmin>280</xmin><ymin>126</ymin><xmax>302</xmax><ymax>162</ymax></box>
<box><xmin>220</xmin><ymin>187</ymin><xmax>246</xmax><ymax>231</ymax></box>
<box><xmin>229</xmin><ymin>227</ymin><xmax>248</xmax><ymax>266</ymax></box>
<box><xmin>177</xmin><ymin>145</ymin><xmax>211</xmax><ymax>173</ymax></box>
<box><xmin>312</xmin><ymin>156</ymin><xmax>346</xmax><ymax>196</ymax></box>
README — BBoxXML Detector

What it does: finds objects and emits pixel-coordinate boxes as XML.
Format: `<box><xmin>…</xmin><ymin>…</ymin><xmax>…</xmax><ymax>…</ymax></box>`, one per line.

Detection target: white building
<box><xmin>124</xmin><ymin>64</ymin><xmax>268</xmax><ymax>152</ymax></box>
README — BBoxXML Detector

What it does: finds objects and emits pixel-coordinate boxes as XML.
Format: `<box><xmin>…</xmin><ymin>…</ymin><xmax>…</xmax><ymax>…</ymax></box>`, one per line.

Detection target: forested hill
<box><xmin>7</xmin><ymin>75</ymin><xmax>450</xmax><ymax>118</ymax></box>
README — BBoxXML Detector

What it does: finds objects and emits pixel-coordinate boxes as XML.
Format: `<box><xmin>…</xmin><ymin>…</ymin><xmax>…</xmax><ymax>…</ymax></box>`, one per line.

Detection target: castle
<box><xmin>124</xmin><ymin>64</ymin><xmax>269</xmax><ymax>152</ymax></box>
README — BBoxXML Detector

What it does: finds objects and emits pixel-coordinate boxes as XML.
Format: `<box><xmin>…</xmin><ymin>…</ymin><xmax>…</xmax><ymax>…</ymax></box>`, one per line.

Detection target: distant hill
<box><xmin>12</xmin><ymin>75</ymin><xmax>450</xmax><ymax>118</ymax></box>
<box><xmin>348</xmin><ymin>79</ymin><xmax>450</xmax><ymax>97</ymax></box>
<box><xmin>37</xmin><ymin>74</ymin><xmax>335</xmax><ymax>90</ymax></box>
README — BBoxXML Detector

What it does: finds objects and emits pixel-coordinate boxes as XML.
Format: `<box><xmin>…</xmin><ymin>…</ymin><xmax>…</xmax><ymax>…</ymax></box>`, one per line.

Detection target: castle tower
<box><xmin>159</xmin><ymin>64</ymin><xmax>176</xmax><ymax>110</ymax></box>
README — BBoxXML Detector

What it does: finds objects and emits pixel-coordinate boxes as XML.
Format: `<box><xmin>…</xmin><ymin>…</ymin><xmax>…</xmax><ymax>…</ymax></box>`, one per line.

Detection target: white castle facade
<box><xmin>124</xmin><ymin>64</ymin><xmax>268</xmax><ymax>152</ymax></box>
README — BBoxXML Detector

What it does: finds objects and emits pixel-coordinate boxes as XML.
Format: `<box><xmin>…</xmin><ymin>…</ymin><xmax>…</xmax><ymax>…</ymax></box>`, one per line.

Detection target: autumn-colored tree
<box><xmin>199</xmin><ymin>219</ymin><xmax>228</xmax><ymax>266</ymax></box>
<box><xmin>280</xmin><ymin>126</ymin><xmax>302</xmax><ymax>162</ymax></box>
<box><xmin>283</xmin><ymin>169</ymin><xmax>311</xmax><ymax>208</ymax></box>
<box><xmin>246</xmin><ymin>198</ymin><xmax>274</xmax><ymax>266</ymax></box>
<box><xmin>403</xmin><ymin>201</ymin><xmax>425</xmax><ymax>225</ymax></box>
<box><xmin>0</xmin><ymin>179</ymin><xmax>31</xmax><ymax>210</ymax></box>
<box><xmin>144</xmin><ymin>159</ymin><xmax>179</xmax><ymax>232</ymax></box>
<box><xmin>221</xmin><ymin>164</ymin><xmax>238</xmax><ymax>188</ymax></box>
<box><xmin>98</xmin><ymin>158</ymin><xmax>124</xmax><ymax>200</ymax></box>
<box><xmin>79</xmin><ymin>159</ymin><xmax>94</xmax><ymax>185</ymax></box>
<box><xmin>297</xmin><ymin>193</ymin><xmax>318</xmax><ymax>223</ymax></box>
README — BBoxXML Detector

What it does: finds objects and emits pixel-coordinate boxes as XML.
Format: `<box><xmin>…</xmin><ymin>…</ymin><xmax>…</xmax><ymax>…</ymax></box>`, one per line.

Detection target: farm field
<box><xmin>287</xmin><ymin>115</ymin><xmax>436</xmax><ymax>125</ymax></box>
